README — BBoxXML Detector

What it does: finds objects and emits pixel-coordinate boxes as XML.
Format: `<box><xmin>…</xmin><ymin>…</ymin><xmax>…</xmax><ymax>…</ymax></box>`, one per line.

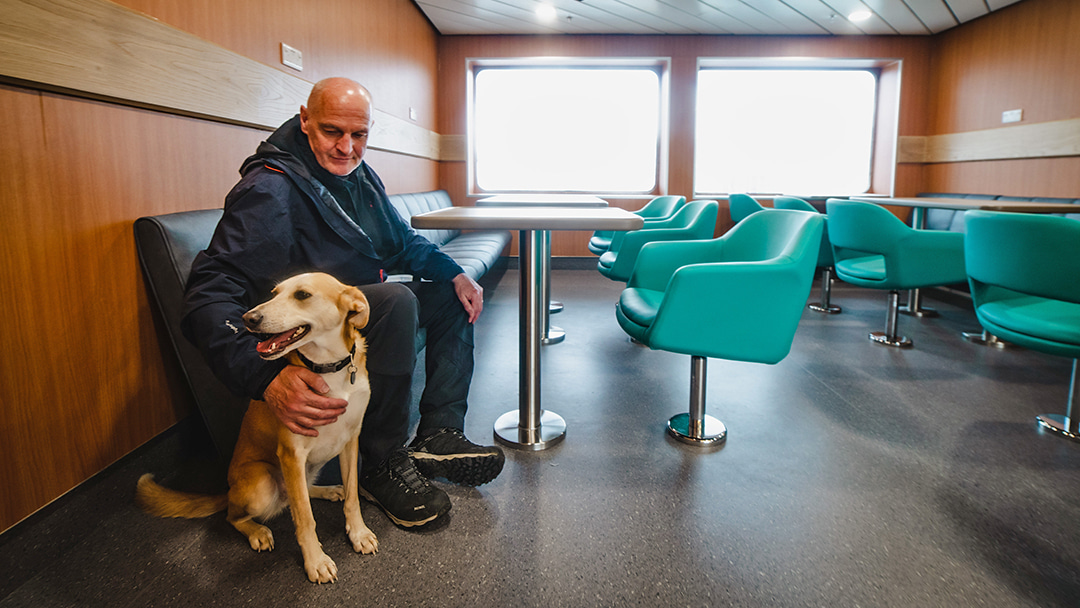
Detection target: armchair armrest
<box><xmin>626</xmin><ymin>238</ymin><xmax>723</xmax><ymax>291</ymax></box>
<box><xmin>647</xmin><ymin>260</ymin><xmax>812</xmax><ymax>364</ymax></box>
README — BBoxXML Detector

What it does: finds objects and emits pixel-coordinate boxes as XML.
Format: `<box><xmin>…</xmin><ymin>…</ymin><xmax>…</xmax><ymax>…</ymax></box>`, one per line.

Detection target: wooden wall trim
<box><xmin>898</xmin><ymin>117</ymin><xmax>1080</xmax><ymax>163</ymax></box>
<box><xmin>0</xmin><ymin>0</ymin><xmax>444</xmax><ymax>161</ymax></box>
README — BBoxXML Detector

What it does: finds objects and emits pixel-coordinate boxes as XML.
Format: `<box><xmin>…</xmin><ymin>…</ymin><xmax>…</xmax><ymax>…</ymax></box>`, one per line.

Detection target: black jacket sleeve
<box><xmin>180</xmin><ymin>171</ymin><xmax>302</xmax><ymax>400</ymax></box>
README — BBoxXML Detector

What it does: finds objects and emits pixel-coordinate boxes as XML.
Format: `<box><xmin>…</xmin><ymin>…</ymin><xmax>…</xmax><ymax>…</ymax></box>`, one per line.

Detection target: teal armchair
<box><xmin>615</xmin><ymin>209</ymin><xmax>823</xmax><ymax>445</ymax></box>
<box><xmin>773</xmin><ymin>196</ymin><xmax>841</xmax><ymax>314</ymax></box>
<box><xmin>597</xmin><ymin>200</ymin><xmax>719</xmax><ymax>283</ymax></box>
<box><xmin>588</xmin><ymin>195</ymin><xmax>686</xmax><ymax>256</ymax></box>
<box><xmin>826</xmin><ymin>199</ymin><xmax>966</xmax><ymax>347</ymax></box>
<box><xmin>966</xmin><ymin>210</ymin><xmax>1080</xmax><ymax>442</ymax></box>
<box><xmin>728</xmin><ymin>193</ymin><xmax>766</xmax><ymax>224</ymax></box>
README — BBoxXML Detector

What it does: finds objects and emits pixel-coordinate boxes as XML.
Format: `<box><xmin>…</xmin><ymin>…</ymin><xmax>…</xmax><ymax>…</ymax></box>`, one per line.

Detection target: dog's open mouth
<box><xmin>255</xmin><ymin>326</ymin><xmax>310</xmax><ymax>359</ymax></box>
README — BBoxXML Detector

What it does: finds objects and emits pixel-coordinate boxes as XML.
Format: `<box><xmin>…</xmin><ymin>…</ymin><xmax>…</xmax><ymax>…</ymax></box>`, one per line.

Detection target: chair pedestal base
<box><xmin>542</xmin><ymin>327</ymin><xmax>565</xmax><ymax>345</ymax></box>
<box><xmin>667</xmin><ymin>413</ymin><xmax>726</xmax><ymax>446</ymax></box>
<box><xmin>899</xmin><ymin>287</ymin><xmax>939</xmax><ymax>318</ymax></box>
<box><xmin>1036</xmin><ymin>414</ymin><xmax>1080</xmax><ymax>443</ymax></box>
<box><xmin>809</xmin><ymin>302</ymin><xmax>842</xmax><ymax>314</ymax></box>
<box><xmin>962</xmin><ymin>329</ymin><xmax>1011</xmax><ymax>349</ymax></box>
<box><xmin>870</xmin><ymin>332</ymin><xmax>912</xmax><ymax>348</ymax></box>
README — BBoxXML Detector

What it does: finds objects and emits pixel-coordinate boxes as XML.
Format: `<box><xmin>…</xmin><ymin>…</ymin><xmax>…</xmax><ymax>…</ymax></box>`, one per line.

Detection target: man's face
<box><xmin>299</xmin><ymin>96</ymin><xmax>371</xmax><ymax>176</ymax></box>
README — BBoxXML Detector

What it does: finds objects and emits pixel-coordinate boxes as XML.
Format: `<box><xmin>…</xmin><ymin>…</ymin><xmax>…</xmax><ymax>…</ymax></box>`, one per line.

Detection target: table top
<box><xmin>477</xmin><ymin>193</ymin><xmax>608</xmax><ymax>207</ymax></box>
<box><xmin>411</xmin><ymin>206</ymin><xmax>644</xmax><ymax>231</ymax></box>
<box><xmin>850</xmin><ymin>196</ymin><xmax>1080</xmax><ymax>214</ymax></box>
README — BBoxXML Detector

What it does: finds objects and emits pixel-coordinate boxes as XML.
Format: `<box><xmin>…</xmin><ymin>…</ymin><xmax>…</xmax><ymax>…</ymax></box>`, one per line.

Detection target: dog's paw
<box><xmin>245</xmin><ymin>526</ymin><xmax>275</xmax><ymax>552</ymax></box>
<box><xmin>347</xmin><ymin>524</ymin><xmax>378</xmax><ymax>554</ymax></box>
<box><xmin>309</xmin><ymin>485</ymin><xmax>345</xmax><ymax>502</ymax></box>
<box><xmin>305</xmin><ymin>552</ymin><xmax>338</xmax><ymax>584</ymax></box>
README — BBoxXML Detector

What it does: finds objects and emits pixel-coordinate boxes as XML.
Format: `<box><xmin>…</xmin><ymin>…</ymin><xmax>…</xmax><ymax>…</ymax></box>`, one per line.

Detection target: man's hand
<box><xmin>452</xmin><ymin>273</ymin><xmax>484</xmax><ymax>323</ymax></box>
<box><xmin>262</xmin><ymin>365</ymin><xmax>348</xmax><ymax>436</ymax></box>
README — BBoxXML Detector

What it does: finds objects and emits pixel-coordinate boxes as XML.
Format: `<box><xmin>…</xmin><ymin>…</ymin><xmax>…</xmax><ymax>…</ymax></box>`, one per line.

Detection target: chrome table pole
<box><xmin>494</xmin><ymin>229</ymin><xmax>566</xmax><ymax>449</ymax></box>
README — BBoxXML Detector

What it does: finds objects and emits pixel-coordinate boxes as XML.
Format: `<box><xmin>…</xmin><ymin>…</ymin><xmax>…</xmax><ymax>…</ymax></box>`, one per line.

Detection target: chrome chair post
<box><xmin>1036</xmin><ymin>358</ymin><xmax>1080</xmax><ymax>443</ymax></box>
<box><xmin>808</xmin><ymin>266</ymin><xmax>842</xmax><ymax>314</ymax></box>
<box><xmin>667</xmin><ymin>356</ymin><xmax>726</xmax><ymax>446</ymax></box>
<box><xmin>870</xmin><ymin>290</ymin><xmax>912</xmax><ymax>347</ymax></box>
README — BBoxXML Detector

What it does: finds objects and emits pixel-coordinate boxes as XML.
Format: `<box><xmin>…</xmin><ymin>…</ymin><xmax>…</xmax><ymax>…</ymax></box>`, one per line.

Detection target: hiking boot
<box><xmin>409</xmin><ymin>428</ymin><xmax>506</xmax><ymax>487</ymax></box>
<box><xmin>359</xmin><ymin>448</ymin><xmax>450</xmax><ymax>528</ymax></box>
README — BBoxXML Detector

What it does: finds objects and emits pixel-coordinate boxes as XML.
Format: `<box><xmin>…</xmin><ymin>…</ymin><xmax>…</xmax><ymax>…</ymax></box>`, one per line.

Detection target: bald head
<box><xmin>300</xmin><ymin>78</ymin><xmax>373</xmax><ymax>176</ymax></box>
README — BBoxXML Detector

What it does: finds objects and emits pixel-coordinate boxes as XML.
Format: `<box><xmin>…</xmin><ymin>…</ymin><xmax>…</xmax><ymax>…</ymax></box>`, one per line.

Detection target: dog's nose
<box><xmin>242</xmin><ymin>311</ymin><xmax>262</xmax><ymax>330</ymax></box>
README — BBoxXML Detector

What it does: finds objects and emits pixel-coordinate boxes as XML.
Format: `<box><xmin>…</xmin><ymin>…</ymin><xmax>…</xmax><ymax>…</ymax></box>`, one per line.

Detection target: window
<box><xmin>694</xmin><ymin>68</ymin><xmax>878</xmax><ymax>196</ymax></box>
<box><xmin>470</xmin><ymin>62</ymin><xmax>665</xmax><ymax>193</ymax></box>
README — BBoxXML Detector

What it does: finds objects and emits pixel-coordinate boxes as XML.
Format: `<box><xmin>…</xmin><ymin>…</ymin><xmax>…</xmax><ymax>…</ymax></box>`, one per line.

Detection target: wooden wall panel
<box><xmin>437</xmin><ymin>34</ymin><xmax>933</xmax><ymax>254</ymax></box>
<box><xmin>0</xmin><ymin>0</ymin><xmax>440</xmax><ymax>533</ymax></box>
<box><xmin>924</xmin><ymin>157</ymin><xmax>1080</xmax><ymax>199</ymax></box>
<box><xmin>929</xmin><ymin>0</ymin><xmax>1080</xmax><ymax>134</ymax></box>
<box><xmin>0</xmin><ymin>85</ymin><xmax>263</xmax><ymax>530</ymax></box>
<box><xmin>116</xmin><ymin>0</ymin><xmax>440</xmax><ymax>134</ymax></box>
<box><xmin>925</xmin><ymin>0</ymin><xmax>1080</xmax><ymax>195</ymax></box>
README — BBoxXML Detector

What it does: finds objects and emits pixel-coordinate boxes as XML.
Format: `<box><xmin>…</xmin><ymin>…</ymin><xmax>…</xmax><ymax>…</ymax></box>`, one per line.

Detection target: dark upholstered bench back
<box><xmin>134</xmin><ymin>210</ymin><xmax>246</xmax><ymax>460</ymax></box>
<box><xmin>918</xmin><ymin>193</ymin><xmax>1080</xmax><ymax>232</ymax></box>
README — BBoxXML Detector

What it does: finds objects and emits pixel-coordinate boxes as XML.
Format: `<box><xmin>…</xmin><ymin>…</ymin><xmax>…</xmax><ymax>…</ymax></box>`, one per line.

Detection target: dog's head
<box><xmin>242</xmin><ymin>273</ymin><xmax>369</xmax><ymax>360</ymax></box>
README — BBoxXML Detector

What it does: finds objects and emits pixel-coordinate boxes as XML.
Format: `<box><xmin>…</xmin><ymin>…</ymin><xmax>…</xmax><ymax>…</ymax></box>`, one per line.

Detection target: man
<box><xmin>181</xmin><ymin>77</ymin><xmax>504</xmax><ymax>528</ymax></box>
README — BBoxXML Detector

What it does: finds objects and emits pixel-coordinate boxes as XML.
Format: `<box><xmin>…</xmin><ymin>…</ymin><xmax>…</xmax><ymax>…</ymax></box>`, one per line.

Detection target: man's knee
<box><xmin>359</xmin><ymin>282</ymin><xmax>420</xmax><ymax>375</ymax></box>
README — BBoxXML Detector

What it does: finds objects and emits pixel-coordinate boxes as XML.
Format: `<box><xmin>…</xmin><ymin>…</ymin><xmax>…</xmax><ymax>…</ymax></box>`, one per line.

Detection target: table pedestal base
<box><xmin>494</xmin><ymin>410</ymin><xmax>566</xmax><ymax>450</ymax></box>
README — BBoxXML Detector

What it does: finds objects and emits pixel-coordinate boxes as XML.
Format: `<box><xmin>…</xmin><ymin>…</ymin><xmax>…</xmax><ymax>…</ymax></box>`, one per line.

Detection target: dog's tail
<box><xmin>136</xmin><ymin>474</ymin><xmax>228</xmax><ymax>519</ymax></box>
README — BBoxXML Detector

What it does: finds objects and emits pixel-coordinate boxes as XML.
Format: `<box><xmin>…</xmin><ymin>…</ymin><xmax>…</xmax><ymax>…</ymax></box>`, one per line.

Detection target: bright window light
<box><xmin>472</xmin><ymin>67</ymin><xmax>661</xmax><ymax>192</ymax></box>
<box><xmin>694</xmin><ymin>69</ymin><xmax>877</xmax><ymax>196</ymax></box>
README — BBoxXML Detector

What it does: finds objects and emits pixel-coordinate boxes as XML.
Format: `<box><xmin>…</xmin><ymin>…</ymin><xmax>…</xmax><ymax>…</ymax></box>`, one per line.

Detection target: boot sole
<box><xmin>411</xmin><ymin>452</ymin><xmax>505</xmax><ymax>486</ymax></box>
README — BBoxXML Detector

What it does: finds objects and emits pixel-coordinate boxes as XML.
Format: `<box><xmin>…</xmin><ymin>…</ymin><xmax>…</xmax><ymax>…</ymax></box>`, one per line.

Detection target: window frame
<box><xmin>466</xmin><ymin>57</ymin><xmax>671</xmax><ymax>198</ymax></box>
<box><xmin>692</xmin><ymin>57</ymin><xmax>901</xmax><ymax>199</ymax></box>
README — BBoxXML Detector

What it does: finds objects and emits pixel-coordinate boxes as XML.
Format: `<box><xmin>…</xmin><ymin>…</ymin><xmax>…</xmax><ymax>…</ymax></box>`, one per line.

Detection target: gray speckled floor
<box><xmin>2</xmin><ymin>268</ymin><xmax>1078</xmax><ymax>608</ymax></box>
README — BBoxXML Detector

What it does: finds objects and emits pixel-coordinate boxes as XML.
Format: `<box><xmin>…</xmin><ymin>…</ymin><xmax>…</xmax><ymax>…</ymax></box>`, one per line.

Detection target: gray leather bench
<box><xmin>388</xmin><ymin>190</ymin><xmax>511</xmax><ymax>281</ymax></box>
<box><xmin>919</xmin><ymin>192</ymin><xmax>1080</xmax><ymax>233</ymax></box>
<box><xmin>134</xmin><ymin>190</ymin><xmax>509</xmax><ymax>459</ymax></box>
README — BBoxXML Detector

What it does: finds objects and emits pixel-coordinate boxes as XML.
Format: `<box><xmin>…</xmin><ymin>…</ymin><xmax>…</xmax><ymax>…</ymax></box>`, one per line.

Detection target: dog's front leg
<box><xmin>279</xmin><ymin>445</ymin><xmax>338</xmax><ymax>584</ymax></box>
<box><xmin>340</xmin><ymin>436</ymin><xmax>378</xmax><ymax>554</ymax></box>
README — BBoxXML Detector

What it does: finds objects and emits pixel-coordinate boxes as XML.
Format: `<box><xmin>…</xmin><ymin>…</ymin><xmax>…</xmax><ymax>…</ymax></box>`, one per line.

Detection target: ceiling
<box><xmin>415</xmin><ymin>0</ymin><xmax>1025</xmax><ymax>36</ymax></box>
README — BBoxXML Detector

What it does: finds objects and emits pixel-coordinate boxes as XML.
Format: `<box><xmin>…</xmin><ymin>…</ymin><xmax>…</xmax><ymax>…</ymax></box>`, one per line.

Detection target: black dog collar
<box><xmin>297</xmin><ymin>345</ymin><xmax>358</xmax><ymax>384</ymax></box>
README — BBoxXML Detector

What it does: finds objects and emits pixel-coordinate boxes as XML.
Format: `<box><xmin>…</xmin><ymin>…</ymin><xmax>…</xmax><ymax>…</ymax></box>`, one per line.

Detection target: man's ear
<box><xmin>299</xmin><ymin>105</ymin><xmax>310</xmax><ymax>135</ymax></box>
<box><xmin>343</xmin><ymin>287</ymin><xmax>370</xmax><ymax>330</ymax></box>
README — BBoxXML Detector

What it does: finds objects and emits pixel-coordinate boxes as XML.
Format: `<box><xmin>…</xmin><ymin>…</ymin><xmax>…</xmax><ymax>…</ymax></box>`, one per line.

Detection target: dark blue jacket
<box><xmin>181</xmin><ymin>116</ymin><xmax>462</xmax><ymax>400</ymax></box>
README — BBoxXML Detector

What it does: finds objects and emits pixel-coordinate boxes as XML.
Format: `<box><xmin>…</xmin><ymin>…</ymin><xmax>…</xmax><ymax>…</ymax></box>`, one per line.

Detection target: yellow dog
<box><xmin>137</xmin><ymin>272</ymin><xmax>376</xmax><ymax>583</ymax></box>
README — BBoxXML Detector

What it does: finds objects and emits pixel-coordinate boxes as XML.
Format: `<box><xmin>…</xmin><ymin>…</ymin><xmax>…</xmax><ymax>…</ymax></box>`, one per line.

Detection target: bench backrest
<box><xmin>388</xmin><ymin>190</ymin><xmax>461</xmax><ymax>246</ymax></box>
<box><xmin>134</xmin><ymin>210</ymin><xmax>246</xmax><ymax>461</ymax></box>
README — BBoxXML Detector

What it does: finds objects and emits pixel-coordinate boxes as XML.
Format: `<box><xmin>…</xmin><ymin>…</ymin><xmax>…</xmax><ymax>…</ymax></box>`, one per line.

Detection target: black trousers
<box><xmin>352</xmin><ymin>280</ymin><xmax>474</xmax><ymax>476</ymax></box>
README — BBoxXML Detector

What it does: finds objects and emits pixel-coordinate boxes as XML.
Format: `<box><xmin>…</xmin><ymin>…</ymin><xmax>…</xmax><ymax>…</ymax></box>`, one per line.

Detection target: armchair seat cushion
<box><xmin>835</xmin><ymin>256</ymin><xmax>886</xmax><ymax>282</ymax></box>
<box><xmin>977</xmin><ymin>297</ymin><xmax>1080</xmax><ymax>346</ymax></box>
<box><xmin>618</xmin><ymin>287</ymin><xmax>664</xmax><ymax>328</ymax></box>
<box><xmin>590</xmin><ymin>235</ymin><xmax>613</xmax><ymax>251</ymax></box>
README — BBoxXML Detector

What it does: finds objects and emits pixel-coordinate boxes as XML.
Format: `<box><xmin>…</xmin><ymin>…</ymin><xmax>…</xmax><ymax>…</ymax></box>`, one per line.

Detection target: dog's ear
<box><xmin>343</xmin><ymin>286</ymin><xmax>370</xmax><ymax>330</ymax></box>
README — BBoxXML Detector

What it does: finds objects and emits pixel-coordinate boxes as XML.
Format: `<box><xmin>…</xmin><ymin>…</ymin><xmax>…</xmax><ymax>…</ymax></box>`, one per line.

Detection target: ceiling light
<box><xmin>536</xmin><ymin>4</ymin><xmax>557</xmax><ymax>22</ymax></box>
<box><xmin>848</xmin><ymin>10</ymin><xmax>872</xmax><ymax>22</ymax></box>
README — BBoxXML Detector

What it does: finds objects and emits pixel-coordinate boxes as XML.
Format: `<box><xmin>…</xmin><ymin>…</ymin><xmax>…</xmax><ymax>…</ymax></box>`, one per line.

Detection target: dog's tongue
<box><xmin>256</xmin><ymin>330</ymin><xmax>297</xmax><ymax>356</ymax></box>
